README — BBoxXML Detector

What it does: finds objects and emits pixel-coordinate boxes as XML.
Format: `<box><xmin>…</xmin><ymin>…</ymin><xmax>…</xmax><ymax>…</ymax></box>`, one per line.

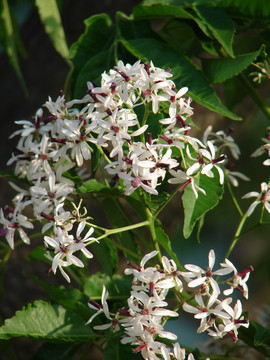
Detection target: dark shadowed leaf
<box><xmin>194</xmin><ymin>5</ymin><xmax>235</xmax><ymax>58</ymax></box>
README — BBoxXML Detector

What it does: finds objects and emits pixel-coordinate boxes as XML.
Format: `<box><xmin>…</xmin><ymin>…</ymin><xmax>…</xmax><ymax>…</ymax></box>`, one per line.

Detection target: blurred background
<box><xmin>0</xmin><ymin>0</ymin><xmax>269</xmax><ymax>359</ymax></box>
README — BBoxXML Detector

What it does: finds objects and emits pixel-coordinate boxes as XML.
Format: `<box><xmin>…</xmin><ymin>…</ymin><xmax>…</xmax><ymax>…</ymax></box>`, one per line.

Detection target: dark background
<box><xmin>0</xmin><ymin>1</ymin><xmax>269</xmax><ymax>359</ymax></box>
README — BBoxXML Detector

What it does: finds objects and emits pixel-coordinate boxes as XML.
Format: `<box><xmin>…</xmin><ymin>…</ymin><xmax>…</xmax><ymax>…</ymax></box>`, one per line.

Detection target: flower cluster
<box><xmin>181</xmin><ymin>250</ymin><xmax>252</xmax><ymax>341</ymax></box>
<box><xmin>86</xmin><ymin>250</ymin><xmax>252</xmax><ymax>359</ymax></box>
<box><xmin>0</xmin><ymin>60</ymin><xmax>246</xmax><ymax>278</ymax></box>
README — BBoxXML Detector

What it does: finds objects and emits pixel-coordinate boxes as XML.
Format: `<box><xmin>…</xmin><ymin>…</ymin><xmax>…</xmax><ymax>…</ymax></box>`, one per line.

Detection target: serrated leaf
<box><xmin>133</xmin><ymin>3</ymin><xmax>192</xmax><ymax>20</ymax></box>
<box><xmin>202</xmin><ymin>47</ymin><xmax>263</xmax><ymax>84</ymax></box>
<box><xmin>34</xmin><ymin>0</ymin><xmax>69</xmax><ymax>60</ymax></box>
<box><xmin>182</xmin><ymin>168</ymin><xmax>224</xmax><ymax>239</ymax></box>
<box><xmin>30</xmin><ymin>276</ymin><xmax>89</xmax><ymax>320</ymax></box>
<box><xmin>83</xmin><ymin>273</ymin><xmax>131</xmax><ymax>301</ymax></box>
<box><xmin>120</xmin><ymin>37</ymin><xmax>241</xmax><ymax>120</ymax></box>
<box><xmin>155</xmin><ymin>219</ymin><xmax>183</xmax><ymax>270</ymax></box>
<box><xmin>144</xmin><ymin>192</ymin><xmax>170</xmax><ymax>212</ymax></box>
<box><xmin>194</xmin><ymin>5</ymin><xmax>235</xmax><ymax>58</ymax></box>
<box><xmin>0</xmin><ymin>300</ymin><xmax>94</xmax><ymax>341</ymax></box>
<box><xmin>0</xmin><ymin>0</ymin><xmax>27</xmax><ymax>95</ymax></box>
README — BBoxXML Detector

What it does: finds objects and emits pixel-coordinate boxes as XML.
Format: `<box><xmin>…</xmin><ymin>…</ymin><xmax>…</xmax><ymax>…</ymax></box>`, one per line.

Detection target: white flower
<box><xmin>222</xmin><ymin>299</ymin><xmax>249</xmax><ymax>341</ymax></box>
<box><xmin>221</xmin><ymin>259</ymin><xmax>253</xmax><ymax>299</ymax></box>
<box><xmin>86</xmin><ymin>286</ymin><xmax>117</xmax><ymax>330</ymax></box>
<box><xmin>242</xmin><ymin>182</ymin><xmax>270</xmax><ymax>216</ymax></box>
<box><xmin>73</xmin><ymin>220</ymin><xmax>97</xmax><ymax>258</ymax></box>
<box><xmin>162</xmin><ymin>256</ymin><xmax>183</xmax><ymax>290</ymax></box>
<box><xmin>225</xmin><ymin>169</ymin><xmax>250</xmax><ymax>187</ymax></box>
<box><xmin>168</xmin><ymin>169</ymin><xmax>206</xmax><ymax>199</ymax></box>
<box><xmin>203</xmin><ymin>126</ymin><xmax>240</xmax><ymax>160</ymax></box>
<box><xmin>182</xmin><ymin>249</ymin><xmax>232</xmax><ymax>299</ymax></box>
<box><xmin>0</xmin><ymin>197</ymin><xmax>33</xmax><ymax>249</ymax></box>
<box><xmin>44</xmin><ymin>227</ymin><xmax>84</xmax><ymax>282</ymax></box>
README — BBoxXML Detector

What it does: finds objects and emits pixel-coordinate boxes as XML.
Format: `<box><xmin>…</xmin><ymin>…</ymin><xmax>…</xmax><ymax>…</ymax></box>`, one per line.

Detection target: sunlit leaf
<box><xmin>202</xmin><ymin>47</ymin><xmax>263</xmax><ymax>84</ymax></box>
<box><xmin>0</xmin><ymin>300</ymin><xmax>94</xmax><ymax>341</ymax></box>
<box><xmin>35</xmin><ymin>0</ymin><xmax>69</xmax><ymax>60</ymax></box>
<box><xmin>182</xmin><ymin>168</ymin><xmax>224</xmax><ymax>239</ymax></box>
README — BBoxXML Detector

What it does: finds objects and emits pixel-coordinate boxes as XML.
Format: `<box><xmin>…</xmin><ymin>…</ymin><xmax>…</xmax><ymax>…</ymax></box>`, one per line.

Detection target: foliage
<box><xmin>0</xmin><ymin>1</ymin><xmax>270</xmax><ymax>360</ymax></box>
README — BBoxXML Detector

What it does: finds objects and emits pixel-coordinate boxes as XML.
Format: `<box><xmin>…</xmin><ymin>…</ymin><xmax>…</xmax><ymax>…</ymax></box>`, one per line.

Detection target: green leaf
<box><xmin>133</xmin><ymin>3</ymin><xmax>192</xmax><ymax>20</ymax></box>
<box><xmin>0</xmin><ymin>169</ymin><xmax>29</xmax><ymax>184</ymax></box>
<box><xmin>157</xmin><ymin>19</ymin><xmax>202</xmax><ymax>56</ymax></box>
<box><xmin>76</xmin><ymin>178</ymin><xmax>121</xmax><ymax>196</ymax></box>
<box><xmin>202</xmin><ymin>48</ymin><xmax>263</xmax><ymax>84</ymax></box>
<box><xmin>155</xmin><ymin>219</ymin><xmax>183</xmax><ymax>270</ymax></box>
<box><xmin>220</xmin><ymin>0</ymin><xmax>270</xmax><ymax>18</ymax></box>
<box><xmin>182</xmin><ymin>168</ymin><xmax>224</xmax><ymax>239</ymax></box>
<box><xmin>194</xmin><ymin>5</ymin><xmax>235</xmax><ymax>58</ymax></box>
<box><xmin>116</xmin><ymin>11</ymin><xmax>158</xmax><ymax>41</ymax></box>
<box><xmin>25</xmin><ymin>245</ymin><xmax>51</xmax><ymax>264</ymax></box>
<box><xmin>0</xmin><ymin>0</ymin><xmax>27</xmax><ymax>95</ymax></box>
<box><xmin>239</xmin><ymin>320</ymin><xmax>270</xmax><ymax>357</ymax></box>
<box><xmin>83</xmin><ymin>273</ymin><xmax>131</xmax><ymax>301</ymax></box>
<box><xmin>73</xmin><ymin>49</ymin><xmax>115</xmax><ymax>99</ymax></box>
<box><xmin>91</xmin><ymin>238</ymin><xmax>118</xmax><ymax>276</ymax></box>
<box><xmin>142</xmin><ymin>0</ymin><xmax>207</xmax><ymax>5</ymax></box>
<box><xmin>30</xmin><ymin>276</ymin><xmax>90</xmax><ymax>320</ymax></box>
<box><xmin>0</xmin><ymin>300</ymin><xmax>94</xmax><ymax>341</ymax></box>
<box><xmin>34</xmin><ymin>0</ymin><xmax>69</xmax><ymax>60</ymax></box>
<box><xmin>62</xmin><ymin>169</ymin><xmax>83</xmax><ymax>187</ymax></box>
<box><xmin>120</xmin><ymin>37</ymin><xmax>241</xmax><ymax>120</ymax></box>
<box><xmin>69</xmin><ymin>14</ymin><xmax>115</xmax><ymax>97</ymax></box>
<box><xmin>102</xmin><ymin>198</ymin><xmax>140</xmax><ymax>263</ymax></box>
<box><xmin>77</xmin><ymin>178</ymin><xmax>110</xmax><ymax>194</ymax></box>
<box><xmin>144</xmin><ymin>192</ymin><xmax>170</xmax><ymax>213</ymax></box>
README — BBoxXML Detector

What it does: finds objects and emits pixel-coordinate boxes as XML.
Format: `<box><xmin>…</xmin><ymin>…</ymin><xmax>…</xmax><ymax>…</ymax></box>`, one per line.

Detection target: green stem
<box><xmin>86</xmin><ymin>222</ymin><xmax>108</xmax><ymax>231</ymax></box>
<box><xmin>226</xmin><ymin>178</ymin><xmax>243</xmax><ymax>217</ymax></box>
<box><xmin>116</xmin><ymin>196</ymin><xmax>152</xmax><ymax>251</ymax></box>
<box><xmin>146</xmin><ymin>208</ymin><xmax>162</xmax><ymax>263</ymax></box>
<box><xmin>224</xmin><ymin>211</ymin><xmax>248</xmax><ymax>259</ymax></box>
<box><xmin>95</xmin><ymin>220</ymin><xmax>150</xmax><ymax>241</ymax></box>
<box><xmin>239</xmin><ymin>74</ymin><xmax>270</xmax><ymax>122</ymax></box>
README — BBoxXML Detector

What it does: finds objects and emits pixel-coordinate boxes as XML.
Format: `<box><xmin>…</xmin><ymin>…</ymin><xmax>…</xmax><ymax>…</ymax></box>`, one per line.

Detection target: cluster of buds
<box><xmin>87</xmin><ymin>250</ymin><xmax>252</xmax><ymax>359</ymax></box>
